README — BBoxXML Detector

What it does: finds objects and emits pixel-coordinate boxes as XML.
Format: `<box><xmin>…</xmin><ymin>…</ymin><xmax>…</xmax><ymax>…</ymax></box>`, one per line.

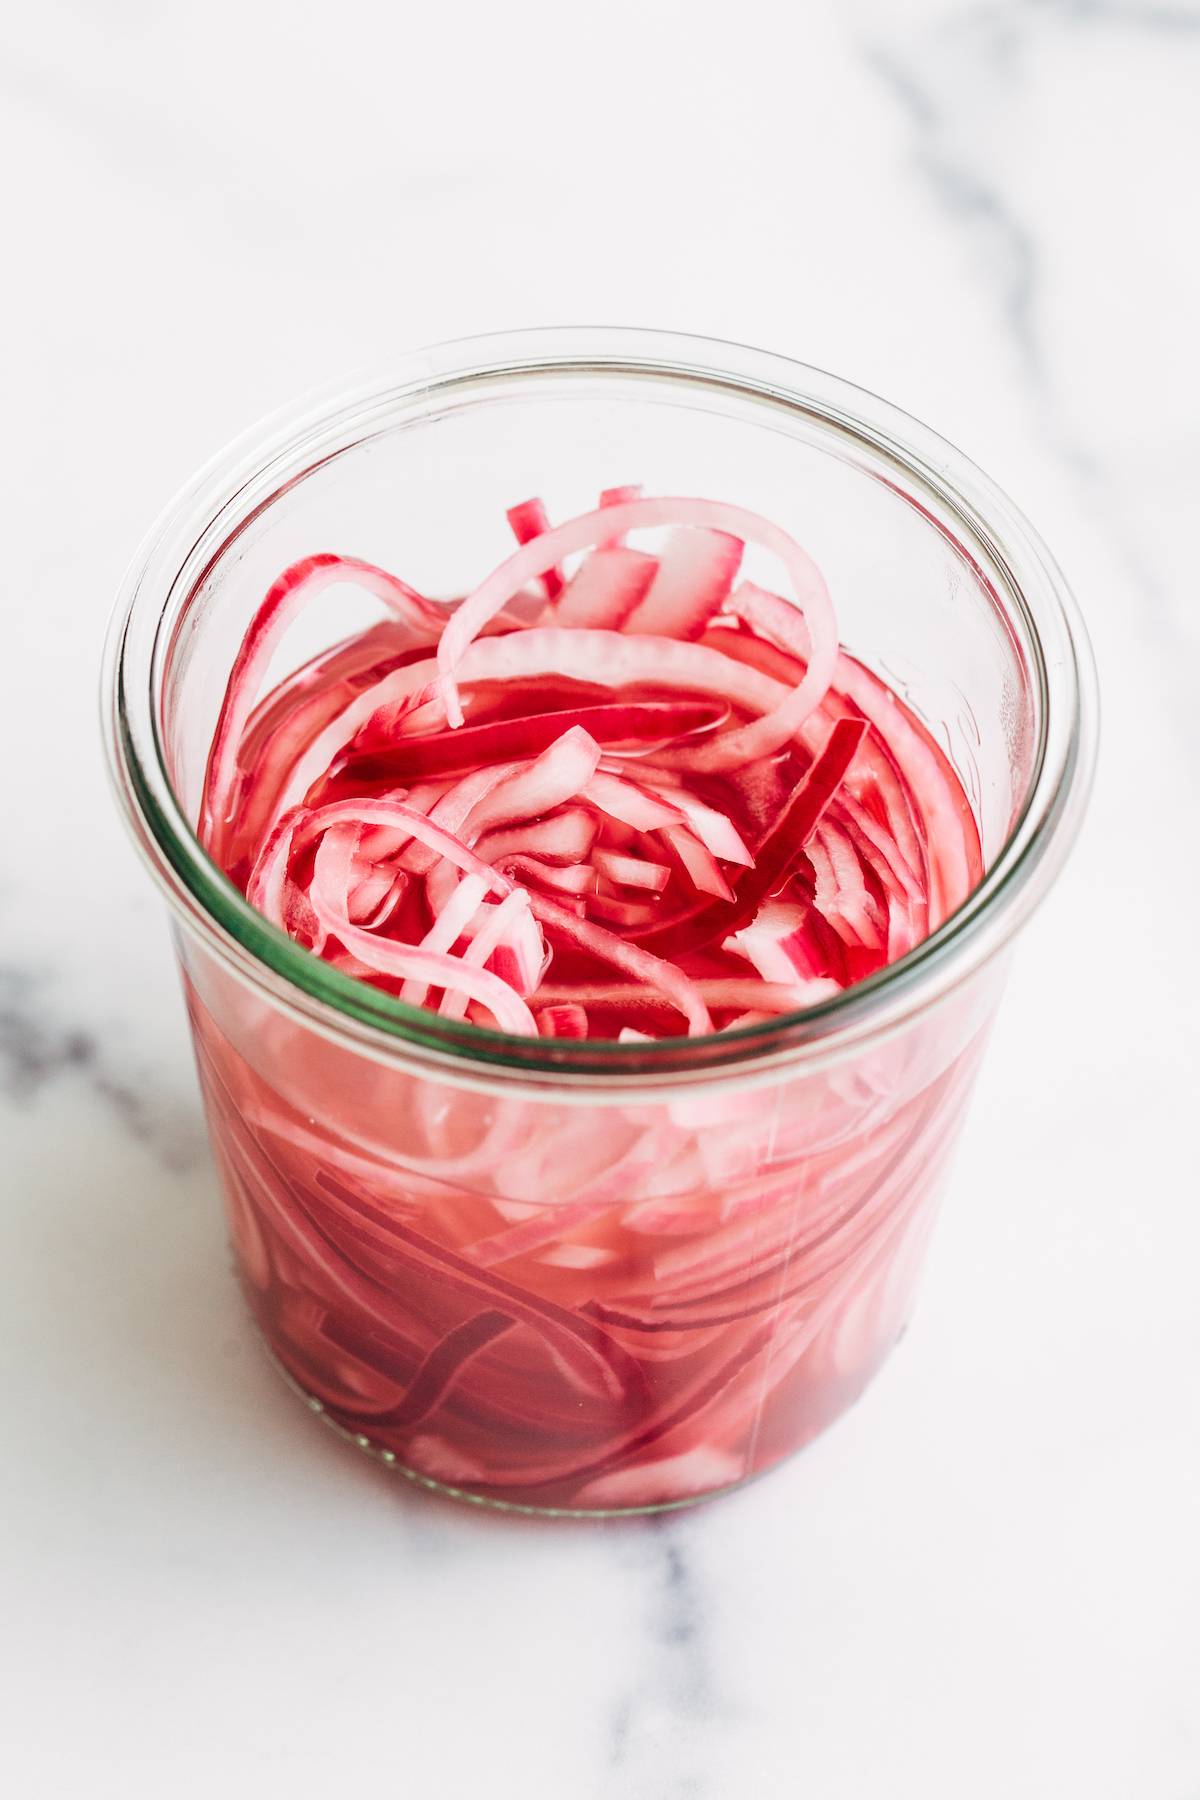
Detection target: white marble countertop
<box><xmin>3</xmin><ymin>2</ymin><xmax>1199</xmax><ymax>1794</ymax></box>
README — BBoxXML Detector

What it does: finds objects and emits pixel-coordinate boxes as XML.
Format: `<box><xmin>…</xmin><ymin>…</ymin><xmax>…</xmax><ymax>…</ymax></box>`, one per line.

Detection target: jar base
<box><xmin>253</xmin><ymin>1323</ymin><xmax>892</xmax><ymax>1520</ymax></box>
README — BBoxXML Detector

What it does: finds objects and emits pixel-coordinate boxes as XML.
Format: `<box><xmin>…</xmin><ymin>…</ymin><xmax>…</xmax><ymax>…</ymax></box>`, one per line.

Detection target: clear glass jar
<box><xmin>104</xmin><ymin>329</ymin><xmax>1096</xmax><ymax>1515</ymax></box>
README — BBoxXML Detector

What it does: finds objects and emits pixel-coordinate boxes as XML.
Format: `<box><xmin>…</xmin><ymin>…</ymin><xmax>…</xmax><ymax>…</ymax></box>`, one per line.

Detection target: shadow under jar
<box><xmin>105</xmin><ymin>329</ymin><xmax>1096</xmax><ymax>1515</ymax></box>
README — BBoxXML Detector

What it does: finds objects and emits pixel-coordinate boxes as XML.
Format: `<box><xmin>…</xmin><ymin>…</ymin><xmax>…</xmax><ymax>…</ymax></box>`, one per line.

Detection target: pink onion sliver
<box><xmin>586</xmin><ymin>894</ymin><xmax>663</xmax><ymax>928</ymax></box>
<box><xmin>582</xmin><ymin>771</ymin><xmax>684</xmax><ymax>832</ymax></box>
<box><xmin>506</xmin><ymin>497</ymin><xmax>563</xmax><ymax>599</ymax></box>
<box><xmin>591</xmin><ymin>850</ymin><xmax>671</xmax><ymax>893</ymax></box>
<box><xmin>596</xmin><ymin>484</ymin><xmax>643</xmax><ymax>546</ymax></box>
<box><xmin>730</xmin><ymin>582</ymin><xmax>962</xmax><ymax>894</ymax></box>
<box><xmin>404</xmin><ymin>761</ymin><xmax>523</xmax><ymax>876</ymax></box>
<box><xmin>528</xmin><ymin>893</ymin><xmax>712</xmax><ymax>1036</ymax></box>
<box><xmin>660</xmin><ymin>825</ymin><xmax>734</xmax><ymax>901</ymax></box>
<box><xmin>497</xmin><ymin>855</ymin><xmax>595</xmax><ymax>897</ymax></box>
<box><xmin>509</xmin><ymin>903</ymin><xmax>550</xmax><ymax>994</ymax></box>
<box><xmin>658</xmin><ymin>791</ymin><xmax>753</xmax><ymax>866</ymax></box>
<box><xmin>833</xmin><ymin>656</ymin><xmax>975</xmax><ymax>920</ymax></box>
<box><xmin>534</xmin><ymin>979</ymin><xmax>836</xmax><ymax>1015</ymax></box>
<box><xmin>307</xmin><ymin>821</ymin><xmax>362</xmax><ymax>952</ymax></box>
<box><xmin>401</xmin><ymin>874</ymin><xmax>490</xmax><ymax>1006</ymax></box>
<box><xmin>246</xmin><ymin>796</ymin><xmax>510</xmax><ymax>915</ymax></box>
<box><xmin>307</xmin><ymin>898</ymin><xmax>537</xmax><ymax>1035</ymax></box>
<box><xmin>459</xmin><ymin>728</ymin><xmax>602</xmax><ymax>839</ymax></box>
<box><xmin>245</xmin><ymin>806</ymin><xmax>306</xmax><ymax>926</ymax></box>
<box><xmin>263</xmin><ymin>631</ymin><xmax>789</xmax><ymax>832</ymax></box>
<box><xmin>346</xmin><ymin>833</ymin><xmax>400</xmax><ymax>921</ymax></box>
<box><xmin>725</xmin><ymin>923</ymin><xmax>802</xmax><ymax>986</ymax></box>
<box><xmin>839</xmin><ymin>790</ymin><xmax>923</xmax><ymax>900</ymax></box>
<box><xmin>623</xmin><ymin>527</ymin><xmax>743</xmax><ymax>640</ymax></box>
<box><xmin>537</xmin><ymin>1004</ymin><xmax>590</xmax><ymax>1039</ymax></box>
<box><xmin>354</xmin><ymin>869</ymin><xmax>407</xmax><ymax>931</ymax></box>
<box><xmin>438</xmin><ymin>889</ymin><xmax>537</xmax><ymax>1023</ymax></box>
<box><xmin>473</xmin><ymin>807</ymin><xmax>599</xmax><ymax>867</ymax></box>
<box><xmin>813</xmin><ymin>821</ymin><xmax>885</xmax><ymax>949</ymax></box>
<box><xmin>422</xmin><ymin>854</ymin><xmax>460</xmax><ymax>922</ymax></box>
<box><xmin>555</xmin><ymin>548</ymin><xmax>658</xmax><ymax>630</ymax></box>
<box><xmin>503</xmin><ymin>903</ymin><xmax>550</xmax><ymax>995</ymax></box>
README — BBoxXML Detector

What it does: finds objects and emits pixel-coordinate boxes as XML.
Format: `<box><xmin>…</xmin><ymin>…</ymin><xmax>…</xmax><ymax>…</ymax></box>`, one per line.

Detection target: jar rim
<box><xmin>102</xmin><ymin>326</ymin><xmax>1098</xmax><ymax>1093</ymax></box>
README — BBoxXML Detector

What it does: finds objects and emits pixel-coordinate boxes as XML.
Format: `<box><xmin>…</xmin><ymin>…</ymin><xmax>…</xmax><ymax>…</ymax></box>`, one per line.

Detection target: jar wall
<box><xmin>106</xmin><ymin>333</ymin><xmax>1095</xmax><ymax>1512</ymax></box>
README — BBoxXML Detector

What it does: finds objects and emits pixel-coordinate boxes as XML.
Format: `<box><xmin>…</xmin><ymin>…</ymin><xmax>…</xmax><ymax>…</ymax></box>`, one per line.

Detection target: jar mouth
<box><xmin>103</xmin><ymin>327</ymin><xmax>1097</xmax><ymax>1089</ymax></box>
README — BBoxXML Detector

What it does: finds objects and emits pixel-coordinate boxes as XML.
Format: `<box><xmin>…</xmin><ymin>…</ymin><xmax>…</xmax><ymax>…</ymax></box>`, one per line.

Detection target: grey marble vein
<box><xmin>863</xmin><ymin>41</ymin><xmax>1042</xmax><ymax>375</ymax></box>
<box><xmin>602</xmin><ymin>1520</ymin><xmax>728</xmax><ymax>1798</ymax></box>
<box><xmin>0</xmin><ymin>964</ymin><xmax>206</xmax><ymax>1172</ymax></box>
<box><xmin>860</xmin><ymin>0</ymin><xmax>1199</xmax><ymax>731</ymax></box>
<box><xmin>1039</xmin><ymin>0</ymin><xmax>1200</xmax><ymax>32</ymax></box>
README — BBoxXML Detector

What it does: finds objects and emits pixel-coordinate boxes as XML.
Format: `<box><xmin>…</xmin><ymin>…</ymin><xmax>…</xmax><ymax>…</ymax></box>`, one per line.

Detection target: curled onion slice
<box><xmin>204</xmin><ymin>554</ymin><xmax>443</xmax><ymax>842</ymax></box>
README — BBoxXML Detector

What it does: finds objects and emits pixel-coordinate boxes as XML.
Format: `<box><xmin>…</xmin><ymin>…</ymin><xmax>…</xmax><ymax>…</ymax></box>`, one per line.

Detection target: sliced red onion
<box><xmin>313</xmin><ymin>911</ymin><xmax>536</xmax><ymax>1035</ymax></box>
<box><xmin>660</xmin><ymin>825</ymin><xmax>735</xmax><ymax>901</ymax></box>
<box><xmin>203</xmin><ymin>553</ymin><xmax>442</xmax><ymax>841</ymax></box>
<box><xmin>596</xmin><ymin>484</ymin><xmax>643</xmax><ymax>547</ymax></box>
<box><xmin>528</xmin><ymin>894</ymin><xmax>713</xmax><ymax>1036</ymax></box>
<box><xmin>460</xmin><ymin>727</ymin><xmax>602</xmax><ymax>839</ymax></box>
<box><xmin>401</xmin><ymin>874</ymin><xmax>490</xmax><ymax>1006</ymax></box>
<box><xmin>537</xmin><ymin>1003</ymin><xmax>590</xmax><ymax>1040</ymax></box>
<box><xmin>591</xmin><ymin>850</ymin><xmax>671</xmax><ymax>893</ymax></box>
<box><xmin>623</xmin><ymin>528</ymin><xmax>743</xmax><ymax>640</ymax></box>
<box><xmin>207</xmin><ymin>485</ymin><xmax>981</xmax><ymax>1050</ymax></box>
<box><xmin>473</xmin><ymin>807</ymin><xmax>599</xmax><ymax>867</ymax></box>
<box><xmin>341</xmin><ymin>698</ymin><xmax>718</xmax><ymax>781</ymax></box>
<box><xmin>438</xmin><ymin>889</ymin><xmax>538</xmax><ymax>1023</ymax></box>
<box><xmin>437</xmin><ymin>498</ymin><xmax>837</xmax><ymax>746</ymax></box>
<box><xmin>581</xmin><ymin>771</ymin><xmax>684</xmax><ymax>833</ymax></box>
<box><xmin>507</xmin><ymin>497</ymin><xmax>563</xmax><ymax>599</ymax></box>
<box><xmin>555</xmin><ymin>548</ymin><xmax>658</xmax><ymax>630</ymax></box>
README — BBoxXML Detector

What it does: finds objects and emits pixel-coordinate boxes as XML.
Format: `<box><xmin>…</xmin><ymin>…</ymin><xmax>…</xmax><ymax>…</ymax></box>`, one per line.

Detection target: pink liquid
<box><xmin>188</xmin><ymin>975</ymin><xmax>988</xmax><ymax>1508</ymax></box>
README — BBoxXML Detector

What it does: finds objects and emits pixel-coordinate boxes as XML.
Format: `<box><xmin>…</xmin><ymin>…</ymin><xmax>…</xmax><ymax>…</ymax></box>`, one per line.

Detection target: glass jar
<box><xmin>104</xmin><ymin>329</ymin><xmax>1096</xmax><ymax>1515</ymax></box>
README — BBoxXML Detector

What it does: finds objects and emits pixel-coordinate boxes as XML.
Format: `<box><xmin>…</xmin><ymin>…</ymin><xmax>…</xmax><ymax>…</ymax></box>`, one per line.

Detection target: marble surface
<box><xmin>3</xmin><ymin>1</ymin><xmax>1199</xmax><ymax>1794</ymax></box>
